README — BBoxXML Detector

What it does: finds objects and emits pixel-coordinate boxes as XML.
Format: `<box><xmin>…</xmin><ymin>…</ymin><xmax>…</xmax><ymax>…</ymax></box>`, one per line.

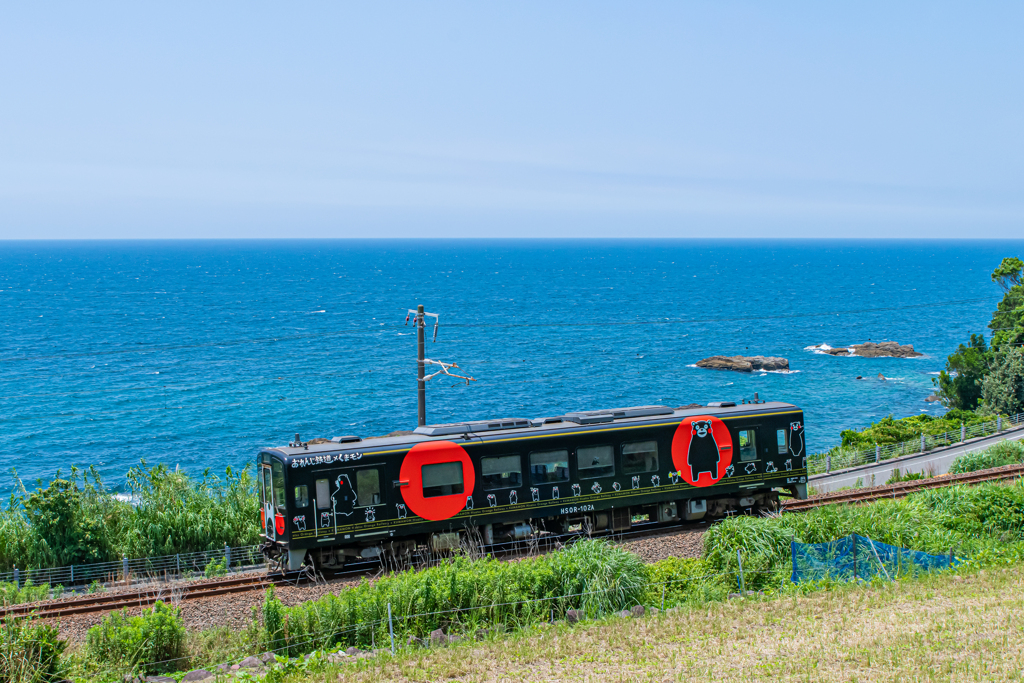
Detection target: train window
<box><xmin>315</xmin><ymin>479</ymin><xmax>330</xmax><ymax>509</ymax></box>
<box><xmin>777</xmin><ymin>429</ymin><xmax>787</xmax><ymax>455</ymax></box>
<box><xmin>577</xmin><ymin>445</ymin><xmax>615</xmax><ymax>479</ymax></box>
<box><xmin>738</xmin><ymin>430</ymin><xmax>757</xmax><ymax>461</ymax></box>
<box><xmin>262</xmin><ymin>467</ymin><xmax>273</xmax><ymax>506</ymax></box>
<box><xmin>294</xmin><ymin>485</ymin><xmax>309</xmax><ymax>508</ymax></box>
<box><xmin>530</xmin><ymin>450</ymin><xmax>570</xmax><ymax>483</ymax></box>
<box><xmin>622</xmin><ymin>441</ymin><xmax>659</xmax><ymax>474</ymax></box>
<box><xmin>272</xmin><ymin>461</ymin><xmax>287</xmax><ymax>514</ymax></box>
<box><xmin>356</xmin><ymin>469</ymin><xmax>381</xmax><ymax>506</ymax></box>
<box><xmin>481</xmin><ymin>455</ymin><xmax>522</xmax><ymax>490</ymax></box>
<box><xmin>422</xmin><ymin>462</ymin><xmax>464</xmax><ymax>497</ymax></box>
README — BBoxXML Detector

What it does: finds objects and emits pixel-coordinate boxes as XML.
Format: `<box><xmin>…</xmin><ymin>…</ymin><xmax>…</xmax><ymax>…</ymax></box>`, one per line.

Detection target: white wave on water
<box><xmin>685</xmin><ymin>364</ymin><xmax>698</xmax><ymax>368</ymax></box>
<box><xmin>805</xmin><ymin>343</ymin><xmax>851</xmax><ymax>355</ymax></box>
<box><xmin>928</xmin><ymin>372</ymin><xmax>942</xmax><ymax>375</ymax></box>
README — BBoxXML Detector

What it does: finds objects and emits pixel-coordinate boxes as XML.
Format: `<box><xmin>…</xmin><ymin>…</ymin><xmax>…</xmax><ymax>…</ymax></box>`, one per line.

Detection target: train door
<box><xmin>259</xmin><ymin>459</ymin><xmax>272</xmax><ymax>539</ymax></box>
<box><xmin>259</xmin><ymin>455</ymin><xmax>286</xmax><ymax>540</ymax></box>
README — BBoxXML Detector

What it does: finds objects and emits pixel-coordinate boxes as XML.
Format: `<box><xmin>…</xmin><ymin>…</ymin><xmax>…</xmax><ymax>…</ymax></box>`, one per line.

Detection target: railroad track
<box><xmin>783</xmin><ymin>463</ymin><xmax>1024</xmax><ymax>511</ymax></box>
<box><xmin>0</xmin><ymin>521</ymin><xmax>705</xmax><ymax>620</ymax></box>
<box><xmin>9</xmin><ymin>466</ymin><xmax>1017</xmax><ymax>620</ymax></box>
<box><xmin>0</xmin><ymin>572</ymin><xmax>296</xmax><ymax>621</ymax></box>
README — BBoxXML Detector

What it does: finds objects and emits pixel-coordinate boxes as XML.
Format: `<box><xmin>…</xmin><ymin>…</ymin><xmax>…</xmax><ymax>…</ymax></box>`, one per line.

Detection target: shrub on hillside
<box><xmin>85</xmin><ymin>601</ymin><xmax>186</xmax><ymax>675</ymax></box>
<box><xmin>839</xmin><ymin>411</ymin><xmax>990</xmax><ymax>449</ymax></box>
<box><xmin>981</xmin><ymin>347</ymin><xmax>1024</xmax><ymax>416</ymax></box>
<box><xmin>646</xmin><ymin>556</ymin><xmax>730</xmax><ymax>606</ymax></box>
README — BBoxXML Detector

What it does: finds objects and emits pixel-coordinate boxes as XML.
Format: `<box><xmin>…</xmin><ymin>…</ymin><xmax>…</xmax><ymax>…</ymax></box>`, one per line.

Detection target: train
<box><xmin>257</xmin><ymin>400</ymin><xmax>807</xmax><ymax>571</ymax></box>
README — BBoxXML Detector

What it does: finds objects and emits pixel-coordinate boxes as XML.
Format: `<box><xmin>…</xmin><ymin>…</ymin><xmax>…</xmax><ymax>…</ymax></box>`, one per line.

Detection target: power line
<box><xmin>0</xmin><ymin>296</ymin><xmax>994</xmax><ymax>365</ymax></box>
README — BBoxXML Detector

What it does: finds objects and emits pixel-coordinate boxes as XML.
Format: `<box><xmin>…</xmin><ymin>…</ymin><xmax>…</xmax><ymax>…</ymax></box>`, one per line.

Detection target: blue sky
<box><xmin>1</xmin><ymin>3</ymin><xmax>1021</xmax><ymax>238</ymax></box>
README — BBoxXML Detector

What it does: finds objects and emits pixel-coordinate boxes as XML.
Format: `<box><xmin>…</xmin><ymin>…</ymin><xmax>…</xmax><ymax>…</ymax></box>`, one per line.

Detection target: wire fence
<box><xmin>0</xmin><ymin>544</ymin><xmax>263</xmax><ymax>592</ymax></box>
<box><xmin>806</xmin><ymin>411</ymin><xmax>1024</xmax><ymax>476</ymax></box>
<box><xmin>83</xmin><ymin>535</ymin><xmax>963</xmax><ymax>679</ymax></box>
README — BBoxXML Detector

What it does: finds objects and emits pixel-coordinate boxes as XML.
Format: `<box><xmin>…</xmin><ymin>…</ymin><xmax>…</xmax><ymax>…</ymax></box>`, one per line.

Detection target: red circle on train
<box><xmin>399</xmin><ymin>441</ymin><xmax>476</xmax><ymax>521</ymax></box>
<box><xmin>671</xmin><ymin>416</ymin><xmax>733</xmax><ymax>487</ymax></box>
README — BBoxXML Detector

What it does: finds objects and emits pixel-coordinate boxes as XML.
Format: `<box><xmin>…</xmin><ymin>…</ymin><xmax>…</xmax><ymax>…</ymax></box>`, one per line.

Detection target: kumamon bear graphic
<box><xmin>687</xmin><ymin>419</ymin><xmax>721</xmax><ymax>481</ymax></box>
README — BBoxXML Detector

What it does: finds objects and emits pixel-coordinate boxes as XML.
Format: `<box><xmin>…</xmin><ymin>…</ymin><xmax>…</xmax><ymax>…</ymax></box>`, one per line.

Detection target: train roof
<box><xmin>261</xmin><ymin>401</ymin><xmax>801</xmax><ymax>464</ymax></box>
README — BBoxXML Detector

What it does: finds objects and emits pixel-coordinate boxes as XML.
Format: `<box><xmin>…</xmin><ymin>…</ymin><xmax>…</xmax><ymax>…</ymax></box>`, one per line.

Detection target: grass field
<box><xmin>313</xmin><ymin>566</ymin><xmax>1024</xmax><ymax>683</ymax></box>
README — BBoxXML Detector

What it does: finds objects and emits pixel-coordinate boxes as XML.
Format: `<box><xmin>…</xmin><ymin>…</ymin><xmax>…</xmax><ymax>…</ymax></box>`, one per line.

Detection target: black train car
<box><xmin>257</xmin><ymin>401</ymin><xmax>807</xmax><ymax>571</ymax></box>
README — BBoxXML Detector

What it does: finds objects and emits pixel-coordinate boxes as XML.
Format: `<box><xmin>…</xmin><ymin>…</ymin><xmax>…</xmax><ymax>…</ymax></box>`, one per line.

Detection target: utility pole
<box><xmin>405</xmin><ymin>305</ymin><xmax>475</xmax><ymax>427</ymax></box>
<box><xmin>416</xmin><ymin>304</ymin><xmax>426</xmax><ymax>427</ymax></box>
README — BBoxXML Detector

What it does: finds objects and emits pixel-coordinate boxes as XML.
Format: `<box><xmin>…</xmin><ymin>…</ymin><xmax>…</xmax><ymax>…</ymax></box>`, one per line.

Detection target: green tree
<box><xmin>982</xmin><ymin>346</ymin><xmax>1024</xmax><ymax>416</ymax></box>
<box><xmin>989</xmin><ymin>257</ymin><xmax>1024</xmax><ymax>351</ymax></box>
<box><xmin>934</xmin><ymin>333</ymin><xmax>989</xmax><ymax>410</ymax></box>
<box><xmin>22</xmin><ymin>475</ymin><xmax>111</xmax><ymax>567</ymax></box>
<box><xmin>991</xmin><ymin>256</ymin><xmax>1023</xmax><ymax>293</ymax></box>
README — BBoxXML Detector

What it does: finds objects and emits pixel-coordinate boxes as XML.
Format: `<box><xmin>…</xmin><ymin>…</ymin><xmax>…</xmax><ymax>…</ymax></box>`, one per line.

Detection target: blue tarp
<box><xmin>791</xmin><ymin>534</ymin><xmax>960</xmax><ymax>583</ymax></box>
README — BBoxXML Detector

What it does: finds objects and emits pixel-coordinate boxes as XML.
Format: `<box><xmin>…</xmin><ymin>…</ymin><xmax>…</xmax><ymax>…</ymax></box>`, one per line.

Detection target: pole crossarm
<box><xmin>420</xmin><ymin>359</ymin><xmax>476</xmax><ymax>384</ymax></box>
<box><xmin>405</xmin><ymin>309</ymin><xmax>439</xmax><ymax>342</ymax></box>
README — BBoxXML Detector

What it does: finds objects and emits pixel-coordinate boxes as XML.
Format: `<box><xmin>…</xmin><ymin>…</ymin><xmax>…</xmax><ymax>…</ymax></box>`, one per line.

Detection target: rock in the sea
<box><xmin>925</xmin><ymin>394</ymin><xmax>941</xmax><ymax>402</ymax></box>
<box><xmin>823</xmin><ymin>342</ymin><xmax>922</xmax><ymax>358</ymax></box>
<box><xmin>695</xmin><ymin>356</ymin><xmax>790</xmax><ymax>373</ymax></box>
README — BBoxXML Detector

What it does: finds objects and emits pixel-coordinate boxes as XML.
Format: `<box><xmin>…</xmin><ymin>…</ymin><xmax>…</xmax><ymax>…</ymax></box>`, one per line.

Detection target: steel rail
<box><xmin>783</xmin><ymin>464</ymin><xmax>1024</xmax><ymax>511</ymax></box>
<box><xmin>16</xmin><ymin>465</ymin><xmax>1018</xmax><ymax>619</ymax></box>
<box><xmin>0</xmin><ymin>572</ymin><xmax>298</xmax><ymax>620</ymax></box>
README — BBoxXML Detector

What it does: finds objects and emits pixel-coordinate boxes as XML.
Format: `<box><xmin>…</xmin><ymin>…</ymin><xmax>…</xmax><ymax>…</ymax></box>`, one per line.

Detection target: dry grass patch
<box><xmin>316</xmin><ymin>568</ymin><xmax>1024</xmax><ymax>682</ymax></box>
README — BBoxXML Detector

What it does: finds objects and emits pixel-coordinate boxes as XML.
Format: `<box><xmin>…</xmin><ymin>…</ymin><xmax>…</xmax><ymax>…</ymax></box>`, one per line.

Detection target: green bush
<box><xmin>0</xmin><ymin>619</ymin><xmax>66</xmax><ymax>682</ymax></box>
<box><xmin>839</xmin><ymin>410</ymin><xmax>990</xmax><ymax>449</ymax></box>
<box><xmin>253</xmin><ymin>540</ymin><xmax>648</xmax><ymax>656</ymax></box>
<box><xmin>0</xmin><ymin>580</ymin><xmax>56</xmax><ymax>606</ymax></box>
<box><xmin>645</xmin><ymin>557</ymin><xmax>729</xmax><ymax>607</ymax></box>
<box><xmin>0</xmin><ymin>463</ymin><xmax>260</xmax><ymax>573</ymax></box>
<box><xmin>85</xmin><ymin>601</ymin><xmax>186</xmax><ymax>675</ymax></box>
<box><xmin>949</xmin><ymin>440</ymin><xmax>1024</xmax><ymax>474</ymax></box>
<box><xmin>981</xmin><ymin>347</ymin><xmax>1024</xmax><ymax>416</ymax></box>
<box><xmin>203</xmin><ymin>557</ymin><xmax>227</xmax><ymax>578</ymax></box>
<box><xmin>886</xmin><ymin>469</ymin><xmax>925</xmax><ymax>484</ymax></box>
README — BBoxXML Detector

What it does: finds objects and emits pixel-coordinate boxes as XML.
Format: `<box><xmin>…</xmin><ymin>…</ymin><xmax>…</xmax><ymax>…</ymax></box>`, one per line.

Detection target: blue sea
<box><xmin>1</xmin><ymin>239</ymin><xmax>1019</xmax><ymax>496</ymax></box>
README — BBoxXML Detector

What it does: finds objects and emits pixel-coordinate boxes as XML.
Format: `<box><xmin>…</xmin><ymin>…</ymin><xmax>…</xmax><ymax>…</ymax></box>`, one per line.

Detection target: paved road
<box><xmin>809</xmin><ymin>425</ymin><xmax>1024</xmax><ymax>494</ymax></box>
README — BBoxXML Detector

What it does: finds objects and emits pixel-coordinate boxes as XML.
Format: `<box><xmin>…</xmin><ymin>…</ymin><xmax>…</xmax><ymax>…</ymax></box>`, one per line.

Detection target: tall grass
<box><xmin>0</xmin><ymin>463</ymin><xmax>260</xmax><ymax>572</ymax></box>
<box><xmin>0</xmin><ymin>619</ymin><xmax>66</xmax><ymax>683</ymax></box>
<box><xmin>949</xmin><ymin>440</ymin><xmax>1024</xmax><ymax>474</ymax></box>
<box><xmin>252</xmin><ymin>540</ymin><xmax>650</xmax><ymax>656</ymax></box>
<box><xmin>703</xmin><ymin>480</ymin><xmax>1024</xmax><ymax>588</ymax></box>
